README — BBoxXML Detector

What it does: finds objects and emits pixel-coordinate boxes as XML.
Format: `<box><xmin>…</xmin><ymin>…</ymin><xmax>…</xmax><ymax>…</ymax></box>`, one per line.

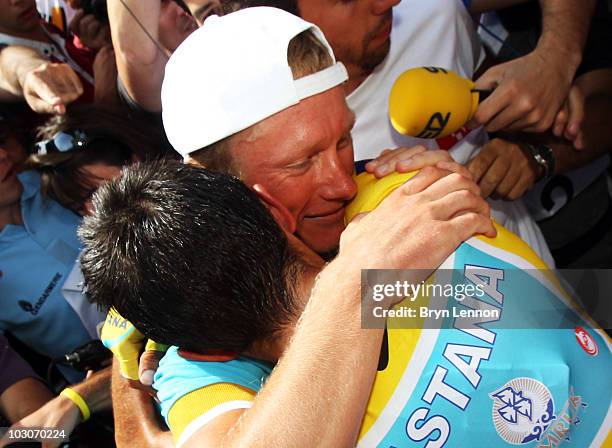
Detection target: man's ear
<box><xmin>252</xmin><ymin>184</ymin><xmax>297</xmax><ymax>234</ymax></box>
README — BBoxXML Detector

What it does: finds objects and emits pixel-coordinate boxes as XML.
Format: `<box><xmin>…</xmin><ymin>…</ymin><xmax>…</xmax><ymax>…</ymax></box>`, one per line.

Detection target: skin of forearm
<box><xmin>70</xmin><ymin>367</ymin><xmax>112</xmax><ymax>414</ymax></box>
<box><xmin>111</xmin><ymin>361</ymin><xmax>172</xmax><ymax>448</ymax></box>
<box><xmin>0</xmin><ymin>46</ymin><xmax>46</xmax><ymax>96</ymax></box>
<box><xmin>208</xmin><ymin>263</ymin><xmax>385</xmax><ymax>448</ymax></box>
<box><xmin>0</xmin><ymin>378</ymin><xmax>54</xmax><ymax>423</ymax></box>
<box><xmin>537</xmin><ymin>0</ymin><xmax>596</xmax><ymax>71</ymax></box>
<box><xmin>107</xmin><ymin>0</ymin><xmax>166</xmax><ymax>111</ymax></box>
<box><xmin>107</xmin><ymin>0</ymin><xmax>163</xmax><ymax>66</ymax></box>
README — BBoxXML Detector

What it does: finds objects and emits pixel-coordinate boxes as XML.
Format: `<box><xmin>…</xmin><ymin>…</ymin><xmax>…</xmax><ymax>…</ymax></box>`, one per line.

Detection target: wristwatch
<box><xmin>522</xmin><ymin>143</ymin><xmax>556</xmax><ymax>180</ymax></box>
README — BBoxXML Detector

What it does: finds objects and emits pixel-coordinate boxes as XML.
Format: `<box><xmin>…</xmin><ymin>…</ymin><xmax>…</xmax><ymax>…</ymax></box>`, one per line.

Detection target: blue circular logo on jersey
<box><xmin>490</xmin><ymin>377</ymin><xmax>555</xmax><ymax>445</ymax></box>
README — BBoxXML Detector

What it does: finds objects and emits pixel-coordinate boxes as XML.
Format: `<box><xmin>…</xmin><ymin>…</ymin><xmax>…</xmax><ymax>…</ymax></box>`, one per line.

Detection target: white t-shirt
<box><xmin>346</xmin><ymin>0</ymin><xmax>554</xmax><ymax>267</ymax></box>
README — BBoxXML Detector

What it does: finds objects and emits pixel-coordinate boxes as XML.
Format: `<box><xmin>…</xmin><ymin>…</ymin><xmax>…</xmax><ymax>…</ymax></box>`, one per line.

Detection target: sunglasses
<box><xmin>36</xmin><ymin>130</ymin><xmax>88</xmax><ymax>155</ymax></box>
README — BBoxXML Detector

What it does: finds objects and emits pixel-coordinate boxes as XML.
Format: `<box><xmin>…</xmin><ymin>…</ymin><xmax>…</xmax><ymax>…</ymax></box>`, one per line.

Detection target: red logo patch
<box><xmin>575</xmin><ymin>327</ymin><xmax>598</xmax><ymax>356</ymax></box>
<box><xmin>435</xmin><ymin>126</ymin><xmax>471</xmax><ymax>150</ymax></box>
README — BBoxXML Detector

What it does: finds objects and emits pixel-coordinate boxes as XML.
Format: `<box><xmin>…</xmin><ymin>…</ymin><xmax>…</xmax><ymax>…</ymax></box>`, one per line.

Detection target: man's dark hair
<box><xmin>79</xmin><ymin>160</ymin><xmax>299</xmax><ymax>353</ymax></box>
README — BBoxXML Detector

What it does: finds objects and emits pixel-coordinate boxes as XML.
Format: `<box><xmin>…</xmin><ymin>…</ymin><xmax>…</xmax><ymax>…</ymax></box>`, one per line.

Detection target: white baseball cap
<box><xmin>161</xmin><ymin>7</ymin><xmax>348</xmax><ymax>158</ymax></box>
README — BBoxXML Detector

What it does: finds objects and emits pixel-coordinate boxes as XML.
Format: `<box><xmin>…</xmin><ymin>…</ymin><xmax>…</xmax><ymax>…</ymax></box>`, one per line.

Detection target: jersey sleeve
<box><xmin>168</xmin><ymin>382</ymin><xmax>256</xmax><ymax>447</ymax></box>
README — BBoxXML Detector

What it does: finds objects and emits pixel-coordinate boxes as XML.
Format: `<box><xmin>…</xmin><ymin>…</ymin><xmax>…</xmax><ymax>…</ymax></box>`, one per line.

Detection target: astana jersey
<box><xmin>152</xmin><ymin>171</ymin><xmax>611</xmax><ymax>447</ymax></box>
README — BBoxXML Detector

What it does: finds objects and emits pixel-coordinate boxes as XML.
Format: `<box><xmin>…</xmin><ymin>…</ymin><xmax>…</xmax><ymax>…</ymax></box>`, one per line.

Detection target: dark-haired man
<box><xmin>80</xmin><ymin>159</ymin><xmax>611</xmax><ymax>447</ymax></box>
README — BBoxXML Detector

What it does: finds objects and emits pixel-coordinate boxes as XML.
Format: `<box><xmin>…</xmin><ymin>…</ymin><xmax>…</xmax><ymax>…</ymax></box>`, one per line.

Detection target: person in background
<box><xmin>0</xmin><ymin>106</ymin><xmax>105</xmax><ymax>376</ymax></box>
<box><xmin>0</xmin><ymin>110</ymin><xmax>112</xmax><ymax>446</ymax></box>
<box><xmin>1</xmin><ymin>104</ymin><xmax>171</xmax><ymax>445</ymax></box>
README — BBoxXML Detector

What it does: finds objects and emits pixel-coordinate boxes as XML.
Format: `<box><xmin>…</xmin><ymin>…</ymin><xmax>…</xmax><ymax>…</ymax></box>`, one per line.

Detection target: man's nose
<box><xmin>371</xmin><ymin>0</ymin><xmax>400</xmax><ymax>16</ymax></box>
<box><xmin>319</xmin><ymin>153</ymin><xmax>357</xmax><ymax>202</ymax></box>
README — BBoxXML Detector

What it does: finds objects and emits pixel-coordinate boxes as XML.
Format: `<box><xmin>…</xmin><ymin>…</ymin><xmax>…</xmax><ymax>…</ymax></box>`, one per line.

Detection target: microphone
<box><xmin>388</xmin><ymin>67</ymin><xmax>491</xmax><ymax>139</ymax></box>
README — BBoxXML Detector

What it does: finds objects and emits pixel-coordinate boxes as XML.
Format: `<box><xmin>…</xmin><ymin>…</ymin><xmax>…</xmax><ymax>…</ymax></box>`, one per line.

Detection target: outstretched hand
<box><xmin>21</xmin><ymin>62</ymin><xmax>83</xmax><ymax>114</ymax></box>
<box><xmin>472</xmin><ymin>48</ymin><xmax>576</xmax><ymax>134</ymax></box>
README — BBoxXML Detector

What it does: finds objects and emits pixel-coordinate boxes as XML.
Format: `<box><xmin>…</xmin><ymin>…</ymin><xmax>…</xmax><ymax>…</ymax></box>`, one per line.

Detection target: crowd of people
<box><xmin>0</xmin><ymin>0</ymin><xmax>611</xmax><ymax>446</ymax></box>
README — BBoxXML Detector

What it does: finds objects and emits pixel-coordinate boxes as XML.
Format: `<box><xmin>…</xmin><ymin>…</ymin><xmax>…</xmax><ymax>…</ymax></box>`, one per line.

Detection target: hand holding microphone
<box><xmin>388</xmin><ymin>67</ymin><xmax>543</xmax><ymax>201</ymax></box>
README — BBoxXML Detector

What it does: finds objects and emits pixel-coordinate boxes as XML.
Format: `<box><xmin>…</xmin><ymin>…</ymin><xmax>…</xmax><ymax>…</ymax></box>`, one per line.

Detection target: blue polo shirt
<box><xmin>0</xmin><ymin>171</ymin><xmax>96</xmax><ymax>383</ymax></box>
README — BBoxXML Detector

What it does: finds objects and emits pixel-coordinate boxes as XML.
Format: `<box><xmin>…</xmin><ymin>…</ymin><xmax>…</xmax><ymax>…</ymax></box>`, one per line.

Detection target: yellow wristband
<box><xmin>60</xmin><ymin>387</ymin><xmax>91</xmax><ymax>422</ymax></box>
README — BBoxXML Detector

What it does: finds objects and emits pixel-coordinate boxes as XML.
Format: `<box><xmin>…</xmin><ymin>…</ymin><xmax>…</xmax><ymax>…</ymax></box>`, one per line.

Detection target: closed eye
<box><xmin>338</xmin><ymin>135</ymin><xmax>352</xmax><ymax>149</ymax></box>
<box><xmin>336</xmin><ymin>128</ymin><xmax>354</xmax><ymax>153</ymax></box>
<box><xmin>286</xmin><ymin>158</ymin><xmax>312</xmax><ymax>171</ymax></box>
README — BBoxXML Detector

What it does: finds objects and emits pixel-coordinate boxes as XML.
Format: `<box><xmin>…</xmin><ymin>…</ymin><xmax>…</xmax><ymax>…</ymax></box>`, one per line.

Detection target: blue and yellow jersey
<box><xmin>153</xmin><ymin>172</ymin><xmax>612</xmax><ymax>446</ymax></box>
<box><xmin>154</xmin><ymin>347</ymin><xmax>272</xmax><ymax>446</ymax></box>
<box><xmin>352</xmin><ymin>172</ymin><xmax>612</xmax><ymax>447</ymax></box>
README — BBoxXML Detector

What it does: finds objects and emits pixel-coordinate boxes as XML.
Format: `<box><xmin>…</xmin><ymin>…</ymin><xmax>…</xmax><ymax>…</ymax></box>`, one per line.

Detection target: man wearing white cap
<box><xmin>108</xmin><ymin>6</ymin><xmax>495</xmax><ymax>446</ymax></box>
<box><xmin>161</xmin><ymin>6</ymin><xmax>484</xmax><ymax>257</ymax></box>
